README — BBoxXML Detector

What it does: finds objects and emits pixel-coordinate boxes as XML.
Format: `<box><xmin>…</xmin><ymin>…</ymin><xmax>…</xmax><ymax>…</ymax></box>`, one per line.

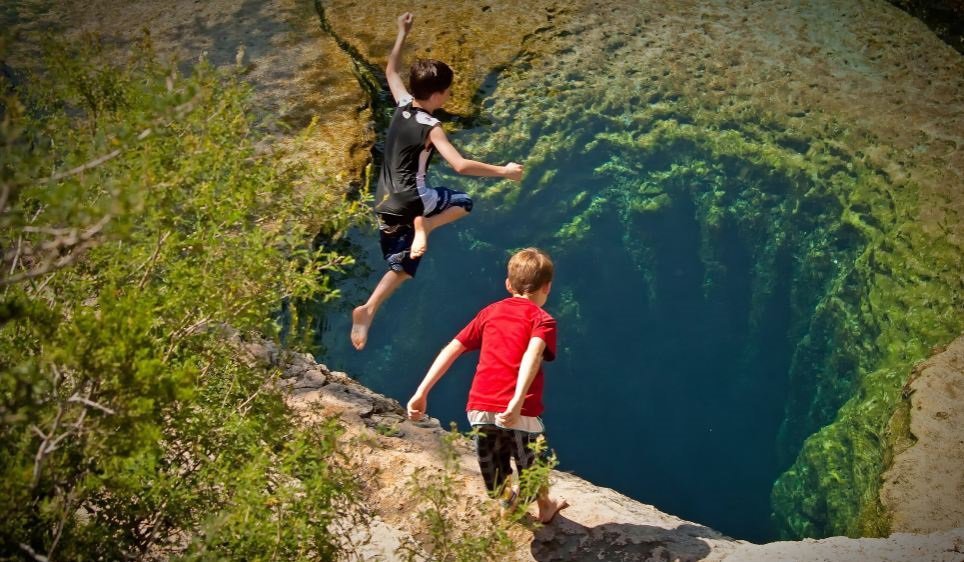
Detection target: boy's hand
<box><xmin>502</xmin><ymin>162</ymin><xmax>524</xmax><ymax>181</ymax></box>
<box><xmin>397</xmin><ymin>12</ymin><xmax>414</xmax><ymax>35</ymax></box>
<box><xmin>407</xmin><ymin>393</ymin><xmax>427</xmax><ymax>421</ymax></box>
<box><xmin>496</xmin><ymin>400</ymin><xmax>522</xmax><ymax>427</ymax></box>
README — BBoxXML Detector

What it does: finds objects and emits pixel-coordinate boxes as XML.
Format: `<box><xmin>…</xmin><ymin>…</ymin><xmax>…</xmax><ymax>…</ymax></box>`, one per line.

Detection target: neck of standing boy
<box><xmin>511</xmin><ymin>290</ymin><xmax>548</xmax><ymax>308</ymax></box>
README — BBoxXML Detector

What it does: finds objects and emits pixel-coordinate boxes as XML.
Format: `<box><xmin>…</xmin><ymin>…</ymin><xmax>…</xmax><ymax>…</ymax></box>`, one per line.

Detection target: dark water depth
<box><xmin>314</xmin><ymin>6</ymin><xmax>873</xmax><ymax>538</ymax></box>
<box><xmin>316</xmin><ymin>136</ymin><xmax>831</xmax><ymax>542</ymax></box>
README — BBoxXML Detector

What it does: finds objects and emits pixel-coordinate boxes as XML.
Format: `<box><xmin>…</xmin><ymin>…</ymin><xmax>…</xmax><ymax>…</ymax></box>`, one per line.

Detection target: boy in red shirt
<box><xmin>406</xmin><ymin>248</ymin><xmax>569</xmax><ymax>523</ymax></box>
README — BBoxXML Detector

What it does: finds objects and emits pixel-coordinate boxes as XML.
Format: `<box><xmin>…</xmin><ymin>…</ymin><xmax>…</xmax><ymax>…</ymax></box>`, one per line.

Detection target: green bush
<box><xmin>397</xmin><ymin>426</ymin><xmax>555</xmax><ymax>562</ymax></box>
<box><xmin>0</xmin><ymin>34</ymin><xmax>369</xmax><ymax>560</ymax></box>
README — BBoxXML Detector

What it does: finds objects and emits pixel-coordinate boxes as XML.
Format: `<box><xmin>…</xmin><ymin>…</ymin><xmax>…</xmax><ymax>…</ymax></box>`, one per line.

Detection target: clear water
<box><xmin>319</xmin><ymin>135</ymin><xmax>805</xmax><ymax>543</ymax></box>
<box><xmin>316</xmin><ymin>9</ymin><xmax>861</xmax><ymax>542</ymax></box>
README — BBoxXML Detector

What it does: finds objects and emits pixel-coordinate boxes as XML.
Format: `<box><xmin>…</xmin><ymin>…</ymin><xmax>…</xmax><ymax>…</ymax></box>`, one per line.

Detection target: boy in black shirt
<box><xmin>351</xmin><ymin>12</ymin><xmax>524</xmax><ymax>350</ymax></box>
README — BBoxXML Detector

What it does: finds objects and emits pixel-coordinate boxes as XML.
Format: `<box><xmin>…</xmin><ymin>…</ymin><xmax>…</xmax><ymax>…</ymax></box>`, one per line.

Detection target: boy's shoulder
<box><xmin>391</xmin><ymin>96</ymin><xmax>440</xmax><ymax>128</ymax></box>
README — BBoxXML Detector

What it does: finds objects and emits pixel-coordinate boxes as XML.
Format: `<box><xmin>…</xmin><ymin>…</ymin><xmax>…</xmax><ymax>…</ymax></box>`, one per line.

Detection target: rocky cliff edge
<box><xmin>242</xmin><ymin>331</ymin><xmax>964</xmax><ymax>561</ymax></box>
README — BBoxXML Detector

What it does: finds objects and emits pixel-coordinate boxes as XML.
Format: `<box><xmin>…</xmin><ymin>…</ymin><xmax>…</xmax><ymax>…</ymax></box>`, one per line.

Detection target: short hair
<box><xmin>507</xmin><ymin>248</ymin><xmax>554</xmax><ymax>295</ymax></box>
<box><xmin>409</xmin><ymin>59</ymin><xmax>453</xmax><ymax>101</ymax></box>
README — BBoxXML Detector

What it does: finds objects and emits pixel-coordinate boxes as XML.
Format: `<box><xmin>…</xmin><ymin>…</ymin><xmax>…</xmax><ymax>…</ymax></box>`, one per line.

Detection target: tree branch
<box><xmin>9</xmin><ymin>236</ymin><xmax>22</xmax><ymax>276</ymax></box>
<box><xmin>19</xmin><ymin>543</ymin><xmax>49</xmax><ymax>562</ymax></box>
<box><xmin>48</xmin><ymin>147</ymin><xmax>124</xmax><ymax>183</ymax></box>
<box><xmin>2</xmin><ymin>214</ymin><xmax>111</xmax><ymax>286</ymax></box>
<box><xmin>135</xmin><ymin>231</ymin><xmax>171</xmax><ymax>290</ymax></box>
<box><xmin>67</xmin><ymin>394</ymin><xmax>116</xmax><ymax>415</ymax></box>
<box><xmin>31</xmin><ymin>402</ymin><xmax>65</xmax><ymax>489</ymax></box>
<box><xmin>37</xmin><ymin>91</ymin><xmax>196</xmax><ymax>187</ymax></box>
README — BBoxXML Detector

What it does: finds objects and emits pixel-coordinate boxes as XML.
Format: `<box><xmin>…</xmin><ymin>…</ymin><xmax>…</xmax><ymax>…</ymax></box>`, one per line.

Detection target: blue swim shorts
<box><xmin>378</xmin><ymin>187</ymin><xmax>473</xmax><ymax>278</ymax></box>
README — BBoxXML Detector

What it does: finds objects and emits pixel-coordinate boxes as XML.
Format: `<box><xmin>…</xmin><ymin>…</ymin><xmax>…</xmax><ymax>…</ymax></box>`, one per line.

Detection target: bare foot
<box><xmin>410</xmin><ymin>228</ymin><xmax>428</xmax><ymax>258</ymax></box>
<box><xmin>537</xmin><ymin>497</ymin><xmax>569</xmax><ymax>524</ymax></box>
<box><xmin>350</xmin><ymin>306</ymin><xmax>372</xmax><ymax>350</ymax></box>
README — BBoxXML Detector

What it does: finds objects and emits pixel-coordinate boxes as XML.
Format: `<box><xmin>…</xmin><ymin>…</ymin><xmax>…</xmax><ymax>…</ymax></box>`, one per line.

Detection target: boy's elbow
<box><xmin>452</xmin><ymin>160</ymin><xmax>470</xmax><ymax>175</ymax></box>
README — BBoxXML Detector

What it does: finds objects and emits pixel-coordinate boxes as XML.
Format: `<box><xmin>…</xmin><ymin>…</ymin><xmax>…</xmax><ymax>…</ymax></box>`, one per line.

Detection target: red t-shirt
<box><xmin>455</xmin><ymin>297</ymin><xmax>557</xmax><ymax>417</ymax></box>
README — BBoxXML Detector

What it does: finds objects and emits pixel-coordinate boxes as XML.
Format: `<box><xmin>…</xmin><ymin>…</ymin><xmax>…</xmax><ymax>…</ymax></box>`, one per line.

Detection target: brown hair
<box><xmin>409</xmin><ymin>59</ymin><xmax>453</xmax><ymax>100</ymax></box>
<box><xmin>507</xmin><ymin>248</ymin><xmax>554</xmax><ymax>295</ymax></box>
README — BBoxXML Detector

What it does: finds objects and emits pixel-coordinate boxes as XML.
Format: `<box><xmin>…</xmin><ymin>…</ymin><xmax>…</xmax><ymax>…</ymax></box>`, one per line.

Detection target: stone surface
<box><xmin>292</xmin><ymin>368</ymin><xmax>327</xmax><ymax>389</ymax></box>
<box><xmin>723</xmin><ymin>528</ymin><xmax>964</xmax><ymax>561</ymax></box>
<box><xmin>283</xmin><ymin>348</ymin><xmax>964</xmax><ymax>561</ymax></box>
<box><xmin>881</xmin><ymin>334</ymin><xmax>964</xmax><ymax>533</ymax></box>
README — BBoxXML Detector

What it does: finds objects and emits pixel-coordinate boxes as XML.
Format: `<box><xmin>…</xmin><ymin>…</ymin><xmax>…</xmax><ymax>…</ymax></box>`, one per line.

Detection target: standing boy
<box><xmin>351</xmin><ymin>12</ymin><xmax>525</xmax><ymax>350</ymax></box>
<box><xmin>407</xmin><ymin>248</ymin><xmax>569</xmax><ymax>523</ymax></box>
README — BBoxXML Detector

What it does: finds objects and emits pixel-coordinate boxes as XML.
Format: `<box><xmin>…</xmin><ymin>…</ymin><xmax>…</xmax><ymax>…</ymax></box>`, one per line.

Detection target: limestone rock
<box><xmin>292</xmin><ymin>369</ymin><xmax>328</xmax><ymax>390</ymax></box>
<box><xmin>881</xmin><ymin>334</ymin><xmax>964</xmax><ymax>534</ymax></box>
<box><xmin>723</xmin><ymin>528</ymin><xmax>964</xmax><ymax>562</ymax></box>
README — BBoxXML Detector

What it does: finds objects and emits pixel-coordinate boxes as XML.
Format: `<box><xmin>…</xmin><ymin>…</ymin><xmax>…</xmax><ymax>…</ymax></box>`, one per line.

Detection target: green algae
<box><xmin>321</xmin><ymin>0</ymin><xmax>964</xmax><ymax>539</ymax></box>
<box><xmin>448</xmin><ymin>56</ymin><xmax>963</xmax><ymax>538</ymax></box>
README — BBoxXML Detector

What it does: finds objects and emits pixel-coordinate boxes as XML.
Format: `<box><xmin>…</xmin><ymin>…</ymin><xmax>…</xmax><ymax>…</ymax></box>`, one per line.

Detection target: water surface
<box><xmin>318</xmin><ymin>3</ymin><xmax>874</xmax><ymax>542</ymax></box>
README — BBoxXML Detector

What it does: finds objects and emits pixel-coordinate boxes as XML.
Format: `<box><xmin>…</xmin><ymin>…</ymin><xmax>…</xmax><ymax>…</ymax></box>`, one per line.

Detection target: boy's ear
<box><xmin>429</xmin><ymin>89</ymin><xmax>446</xmax><ymax>105</ymax></box>
<box><xmin>505</xmin><ymin>278</ymin><xmax>514</xmax><ymax>294</ymax></box>
<box><xmin>543</xmin><ymin>281</ymin><xmax>552</xmax><ymax>295</ymax></box>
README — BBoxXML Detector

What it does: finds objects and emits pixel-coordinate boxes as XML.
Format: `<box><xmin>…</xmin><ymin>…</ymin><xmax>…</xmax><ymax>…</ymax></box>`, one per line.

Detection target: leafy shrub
<box><xmin>398</xmin><ymin>425</ymin><xmax>556</xmax><ymax>562</ymax></box>
<box><xmin>0</xmin><ymin>34</ymin><xmax>368</xmax><ymax>560</ymax></box>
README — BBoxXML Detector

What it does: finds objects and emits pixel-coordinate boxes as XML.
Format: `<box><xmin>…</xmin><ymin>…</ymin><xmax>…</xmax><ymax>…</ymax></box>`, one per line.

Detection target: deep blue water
<box><xmin>318</xmin><ymin>136</ymin><xmax>798</xmax><ymax>542</ymax></box>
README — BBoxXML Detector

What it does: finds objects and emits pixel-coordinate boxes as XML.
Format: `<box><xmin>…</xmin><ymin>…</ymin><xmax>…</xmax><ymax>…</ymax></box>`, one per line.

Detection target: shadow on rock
<box><xmin>531</xmin><ymin>517</ymin><xmax>717</xmax><ymax>562</ymax></box>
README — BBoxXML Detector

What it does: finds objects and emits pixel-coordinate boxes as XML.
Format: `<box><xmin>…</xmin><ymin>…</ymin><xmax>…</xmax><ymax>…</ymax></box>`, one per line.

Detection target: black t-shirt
<box><xmin>374</xmin><ymin>97</ymin><xmax>441</xmax><ymax>223</ymax></box>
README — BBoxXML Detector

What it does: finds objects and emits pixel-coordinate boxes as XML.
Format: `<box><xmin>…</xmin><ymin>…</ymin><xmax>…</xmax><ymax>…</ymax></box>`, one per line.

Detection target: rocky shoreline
<box><xmin>247</xmin><ymin>330</ymin><xmax>964</xmax><ymax>560</ymax></box>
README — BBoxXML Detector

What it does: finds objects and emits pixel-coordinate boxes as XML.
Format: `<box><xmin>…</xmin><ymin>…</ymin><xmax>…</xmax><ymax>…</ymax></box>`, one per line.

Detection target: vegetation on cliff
<box><xmin>0</xmin><ymin>36</ymin><xmax>371</xmax><ymax>559</ymax></box>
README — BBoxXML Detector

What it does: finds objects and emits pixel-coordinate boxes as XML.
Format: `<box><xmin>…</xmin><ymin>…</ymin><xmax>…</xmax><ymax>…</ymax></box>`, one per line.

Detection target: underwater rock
<box><xmin>0</xmin><ymin>0</ymin><xmax>377</xmax><ymax>191</ymax></box>
<box><xmin>885</xmin><ymin>0</ymin><xmax>964</xmax><ymax>53</ymax></box>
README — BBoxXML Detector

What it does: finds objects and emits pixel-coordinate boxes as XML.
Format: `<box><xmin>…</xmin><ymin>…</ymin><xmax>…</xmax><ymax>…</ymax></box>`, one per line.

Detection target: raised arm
<box><xmin>407</xmin><ymin>339</ymin><xmax>466</xmax><ymax>421</ymax></box>
<box><xmin>429</xmin><ymin>127</ymin><xmax>524</xmax><ymax>181</ymax></box>
<box><xmin>496</xmin><ymin>336</ymin><xmax>546</xmax><ymax>427</ymax></box>
<box><xmin>387</xmin><ymin>13</ymin><xmax>414</xmax><ymax>104</ymax></box>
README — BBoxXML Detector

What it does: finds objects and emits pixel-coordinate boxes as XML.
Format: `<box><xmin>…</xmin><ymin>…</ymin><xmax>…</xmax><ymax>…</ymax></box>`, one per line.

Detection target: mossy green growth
<box><xmin>442</xmin><ymin>61</ymin><xmax>963</xmax><ymax>538</ymax></box>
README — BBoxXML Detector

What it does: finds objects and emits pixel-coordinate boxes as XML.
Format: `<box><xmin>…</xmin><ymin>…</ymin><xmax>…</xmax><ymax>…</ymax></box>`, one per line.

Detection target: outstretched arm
<box><xmin>429</xmin><ymin>126</ymin><xmax>524</xmax><ymax>181</ymax></box>
<box><xmin>496</xmin><ymin>336</ymin><xmax>546</xmax><ymax>427</ymax></box>
<box><xmin>387</xmin><ymin>13</ymin><xmax>414</xmax><ymax>104</ymax></box>
<box><xmin>407</xmin><ymin>339</ymin><xmax>466</xmax><ymax>421</ymax></box>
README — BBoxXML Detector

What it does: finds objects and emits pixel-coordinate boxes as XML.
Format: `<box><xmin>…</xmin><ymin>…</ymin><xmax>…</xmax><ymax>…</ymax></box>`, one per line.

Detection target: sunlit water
<box><xmin>316</xmin><ymin>4</ymin><xmax>868</xmax><ymax>543</ymax></box>
<box><xmin>319</xmin><ymin>141</ymin><xmax>803</xmax><ymax>543</ymax></box>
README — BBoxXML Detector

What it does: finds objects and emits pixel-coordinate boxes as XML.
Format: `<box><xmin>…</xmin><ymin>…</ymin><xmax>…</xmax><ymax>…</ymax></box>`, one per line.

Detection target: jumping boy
<box><xmin>406</xmin><ymin>248</ymin><xmax>569</xmax><ymax>523</ymax></box>
<box><xmin>350</xmin><ymin>12</ymin><xmax>525</xmax><ymax>350</ymax></box>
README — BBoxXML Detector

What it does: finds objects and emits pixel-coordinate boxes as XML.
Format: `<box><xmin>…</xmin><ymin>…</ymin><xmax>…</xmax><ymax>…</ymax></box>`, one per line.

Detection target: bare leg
<box><xmin>535</xmin><ymin>486</ymin><xmax>569</xmax><ymax>524</ymax></box>
<box><xmin>426</xmin><ymin>206</ymin><xmax>469</xmax><ymax>231</ymax></box>
<box><xmin>411</xmin><ymin>207</ymin><xmax>469</xmax><ymax>258</ymax></box>
<box><xmin>351</xmin><ymin>270</ymin><xmax>410</xmax><ymax>350</ymax></box>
